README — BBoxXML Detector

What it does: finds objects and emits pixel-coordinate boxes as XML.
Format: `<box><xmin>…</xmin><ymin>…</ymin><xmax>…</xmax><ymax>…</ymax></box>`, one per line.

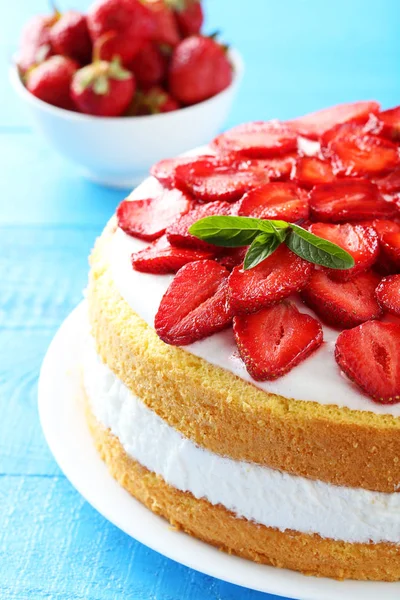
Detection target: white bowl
<box><xmin>10</xmin><ymin>50</ymin><xmax>243</xmax><ymax>189</ymax></box>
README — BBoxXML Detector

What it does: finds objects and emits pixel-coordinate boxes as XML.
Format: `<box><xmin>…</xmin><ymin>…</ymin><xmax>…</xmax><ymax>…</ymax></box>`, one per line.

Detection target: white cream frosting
<box><xmin>83</xmin><ymin>339</ymin><xmax>400</xmax><ymax>544</ymax></box>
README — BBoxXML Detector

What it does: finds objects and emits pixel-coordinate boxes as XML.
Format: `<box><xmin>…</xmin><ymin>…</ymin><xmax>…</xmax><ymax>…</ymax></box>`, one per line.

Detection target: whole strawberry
<box><xmin>146</xmin><ymin>0</ymin><xmax>181</xmax><ymax>47</ymax></box>
<box><xmin>17</xmin><ymin>14</ymin><xmax>56</xmax><ymax>74</ymax></box>
<box><xmin>26</xmin><ymin>55</ymin><xmax>78</xmax><ymax>110</ymax></box>
<box><xmin>130</xmin><ymin>86</ymin><xmax>179</xmax><ymax>115</ymax></box>
<box><xmin>129</xmin><ymin>42</ymin><xmax>167</xmax><ymax>88</ymax></box>
<box><xmin>50</xmin><ymin>11</ymin><xmax>92</xmax><ymax>65</ymax></box>
<box><xmin>172</xmin><ymin>0</ymin><xmax>203</xmax><ymax>37</ymax></box>
<box><xmin>71</xmin><ymin>43</ymin><xmax>135</xmax><ymax>117</ymax></box>
<box><xmin>169</xmin><ymin>35</ymin><xmax>232</xmax><ymax>105</ymax></box>
<box><xmin>87</xmin><ymin>0</ymin><xmax>156</xmax><ymax>64</ymax></box>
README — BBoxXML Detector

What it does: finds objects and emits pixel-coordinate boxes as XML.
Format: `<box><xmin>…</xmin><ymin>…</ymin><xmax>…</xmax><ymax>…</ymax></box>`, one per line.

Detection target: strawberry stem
<box><xmin>92</xmin><ymin>31</ymin><xmax>117</xmax><ymax>63</ymax></box>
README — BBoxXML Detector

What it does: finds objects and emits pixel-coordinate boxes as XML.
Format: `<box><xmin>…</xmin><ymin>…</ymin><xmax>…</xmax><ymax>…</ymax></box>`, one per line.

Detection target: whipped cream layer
<box><xmin>109</xmin><ymin>209</ymin><xmax>400</xmax><ymax>416</ymax></box>
<box><xmin>83</xmin><ymin>339</ymin><xmax>400</xmax><ymax>544</ymax></box>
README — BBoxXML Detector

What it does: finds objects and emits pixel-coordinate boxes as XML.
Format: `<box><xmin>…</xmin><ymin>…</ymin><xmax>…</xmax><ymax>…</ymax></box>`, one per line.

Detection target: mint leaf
<box><xmin>243</xmin><ymin>232</ymin><xmax>283</xmax><ymax>270</ymax></box>
<box><xmin>286</xmin><ymin>224</ymin><xmax>355</xmax><ymax>269</ymax></box>
<box><xmin>188</xmin><ymin>216</ymin><xmax>288</xmax><ymax>247</ymax></box>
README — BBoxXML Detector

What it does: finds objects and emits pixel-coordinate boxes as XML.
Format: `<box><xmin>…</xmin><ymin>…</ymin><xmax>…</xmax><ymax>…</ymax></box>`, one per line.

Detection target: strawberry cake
<box><xmin>85</xmin><ymin>101</ymin><xmax>400</xmax><ymax>581</ymax></box>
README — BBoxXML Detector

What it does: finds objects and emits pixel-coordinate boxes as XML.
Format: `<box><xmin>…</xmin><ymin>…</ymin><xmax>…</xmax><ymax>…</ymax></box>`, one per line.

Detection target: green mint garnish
<box><xmin>189</xmin><ymin>216</ymin><xmax>355</xmax><ymax>271</ymax></box>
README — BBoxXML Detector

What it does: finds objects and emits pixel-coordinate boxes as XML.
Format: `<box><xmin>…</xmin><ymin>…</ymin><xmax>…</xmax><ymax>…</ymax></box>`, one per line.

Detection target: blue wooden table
<box><xmin>1</xmin><ymin>1</ymin><xmax>399</xmax><ymax>598</ymax></box>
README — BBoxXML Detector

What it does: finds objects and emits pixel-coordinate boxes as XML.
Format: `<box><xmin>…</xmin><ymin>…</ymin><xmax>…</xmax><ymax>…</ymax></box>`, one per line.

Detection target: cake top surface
<box><xmin>113</xmin><ymin>101</ymin><xmax>400</xmax><ymax>406</ymax></box>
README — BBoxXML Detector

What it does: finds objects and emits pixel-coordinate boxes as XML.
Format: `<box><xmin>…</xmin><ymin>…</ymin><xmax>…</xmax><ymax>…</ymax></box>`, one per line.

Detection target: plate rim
<box><xmin>38</xmin><ymin>301</ymin><xmax>400</xmax><ymax>600</ymax></box>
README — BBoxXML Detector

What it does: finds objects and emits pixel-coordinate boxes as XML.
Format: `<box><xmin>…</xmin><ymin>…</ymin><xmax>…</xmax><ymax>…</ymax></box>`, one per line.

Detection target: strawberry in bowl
<box><xmin>10</xmin><ymin>0</ymin><xmax>242</xmax><ymax>188</ymax></box>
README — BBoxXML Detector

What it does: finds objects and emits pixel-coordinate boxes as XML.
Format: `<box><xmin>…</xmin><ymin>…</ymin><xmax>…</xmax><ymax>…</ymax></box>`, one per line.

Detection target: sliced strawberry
<box><xmin>217</xmin><ymin>246</ymin><xmax>248</xmax><ymax>270</ymax></box>
<box><xmin>166</xmin><ymin>200</ymin><xmax>234</xmax><ymax>250</ymax></box>
<box><xmin>150</xmin><ymin>155</ymin><xmax>212</xmax><ymax>188</ymax></box>
<box><xmin>335</xmin><ymin>321</ymin><xmax>400</xmax><ymax>403</ymax></box>
<box><xmin>285</xmin><ymin>101</ymin><xmax>380</xmax><ymax>140</ymax></box>
<box><xmin>154</xmin><ymin>260</ymin><xmax>233</xmax><ymax>345</ymax></box>
<box><xmin>357</xmin><ymin>219</ymin><xmax>400</xmax><ymax>241</ymax></box>
<box><xmin>117</xmin><ymin>189</ymin><xmax>192</xmax><ymax>241</ymax></box>
<box><xmin>380</xmin><ymin>232</ymin><xmax>400</xmax><ymax>270</ymax></box>
<box><xmin>375</xmin><ymin>106</ymin><xmax>400</xmax><ymax>141</ymax></box>
<box><xmin>309</xmin><ymin>223</ymin><xmax>379</xmax><ymax>281</ymax></box>
<box><xmin>251</xmin><ymin>154</ymin><xmax>297</xmax><ymax>181</ymax></box>
<box><xmin>174</xmin><ymin>156</ymin><xmax>269</xmax><ymax>202</ymax></box>
<box><xmin>292</xmin><ymin>156</ymin><xmax>335</xmax><ymax>187</ymax></box>
<box><xmin>233</xmin><ymin>302</ymin><xmax>323</xmax><ymax>380</ymax></box>
<box><xmin>309</xmin><ymin>180</ymin><xmax>397</xmax><ymax>222</ymax></box>
<box><xmin>131</xmin><ymin>235</ymin><xmax>214</xmax><ymax>274</ymax></box>
<box><xmin>212</xmin><ymin>121</ymin><xmax>298</xmax><ymax>158</ymax></box>
<box><xmin>376</xmin><ymin>275</ymin><xmax>400</xmax><ymax>317</ymax></box>
<box><xmin>228</xmin><ymin>245</ymin><xmax>313</xmax><ymax>315</ymax></box>
<box><xmin>301</xmin><ymin>270</ymin><xmax>382</xmax><ymax>329</ymax></box>
<box><xmin>374</xmin><ymin>168</ymin><xmax>400</xmax><ymax>194</ymax></box>
<box><xmin>237</xmin><ymin>182</ymin><xmax>309</xmax><ymax>222</ymax></box>
<box><xmin>324</xmin><ymin>125</ymin><xmax>400</xmax><ymax>177</ymax></box>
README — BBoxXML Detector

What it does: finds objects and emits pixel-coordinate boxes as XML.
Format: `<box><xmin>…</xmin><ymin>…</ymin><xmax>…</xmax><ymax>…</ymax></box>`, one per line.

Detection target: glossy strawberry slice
<box><xmin>375</xmin><ymin>106</ymin><xmax>400</xmax><ymax>141</ymax></box>
<box><xmin>117</xmin><ymin>190</ymin><xmax>193</xmax><ymax>241</ymax></box>
<box><xmin>292</xmin><ymin>156</ymin><xmax>335</xmax><ymax>187</ymax></box>
<box><xmin>309</xmin><ymin>180</ymin><xmax>397</xmax><ymax>222</ymax></box>
<box><xmin>309</xmin><ymin>223</ymin><xmax>379</xmax><ymax>281</ymax></box>
<box><xmin>237</xmin><ymin>182</ymin><xmax>309</xmax><ymax>221</ymax></box>
<box><xmin>150</xmin><ymin>155</ymin><xmax>213</xmax><ymax>188</ymax></box>
<box><xmin>228</xmin><ymin>245</ymin><xmax>313</xmax><ymax>314</ymax></box>
<box><xmin>174</xmin><ymin>156</ymin><xmax>269</xmax><ymax>202</ymax></box>
<box><xmin>233</xmin><ymin>302</ymin><xmax>323</xmax><ymax>380</ymax></box>
<box><xmin>374</xmin><ymin>168</ymin><xmax>400</xmax><ymax>194</ymax></box>
<box><xmin>301</xmin><ymin>270</ymin><xmax>382</xmax><ymax>329</ymax></box>
<box><xmin>357</xmin><ymin>219</ymin><xmax>400</xmax><ymax>241</ymax></box>
<box><xmin>212</xmin><ymin>121</ymin><xmax>298</xmax><ymax>158</ymax></box>
<box><xmin>376</xmin><ymin>275</ymin><xmax>400</xmax><ymax>317</ymax></box>
<box><xmin>166</xmin><ymin>201</ymin><xmax>234</xmax><ymax>250</ymax></box>
<box><xmin>380</xmin><ymin>232</ymin><xmax>400</xmax><ymax>270</ymax></box>
<box><xmin>154</xmin><ymin>260</ymin><xmax>233</xmax><ymax>345</ymax></box>
<box><xmin>285</xmin><ymin>101</ymin><xmax>380</xmax><ymax>140</ymax></box>
<box><xmin>217</xmin><ymin>246</ymin><xmax>248</xmax><ymax>270</ymax></box>
<box><xmin>131</xmin><ymin>235</ymin><xmax>214</xmax><ymax>274</ymax></box>
<box><xmin>326</xmin><ymin>127</ymin><xmax>400</xmax><ymax>177</ymax></box>
<box><xmin>252</xmin><ymin>154</ymin><xmax>297</xmax><ymax>180</ymax></box>
<box><xmin>335</xmin><ymin>321</ymin><xmax>400</xmax><ymax>403</ymax></box>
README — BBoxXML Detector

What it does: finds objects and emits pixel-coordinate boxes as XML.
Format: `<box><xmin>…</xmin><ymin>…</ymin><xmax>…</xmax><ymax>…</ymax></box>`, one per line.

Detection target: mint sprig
<box><xmin>189</xmin><ymin>216</ymin><xmax>355</xmax><ymax>271</ymax></box>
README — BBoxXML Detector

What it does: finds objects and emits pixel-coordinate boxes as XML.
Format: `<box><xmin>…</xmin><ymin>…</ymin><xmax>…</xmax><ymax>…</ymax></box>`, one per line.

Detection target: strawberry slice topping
<box><xmin>150</xmin><ymin>155</ymin><xmax>213</xmax><ymax>188</ymax></box>
<box><xmin>335</xmin><ymin>321</ymin><xmax>400</xmax><ymax>403</ymax></box>
<box><xmin>374</xmin><ymin>167</ymin><xmax>400</xmax><ymax>194</ymax></box>
<box><xmin>154</xmin><ymin>260</ymin><xmax>233</xmax><ymax>345</ymax></box>
<box><xmin>217</xmin><ymin>246</ymin><xmax>248</xmax><ymax>270</ymax></box>
<box><xmin>212</xmin><ymin>121</ymin><xmax>298</xmax><ymax>158</ymax></box>
<box><xmin>309</xmin><ymin>179</ymin><xmax>397</xmax><ymax>222</ymax></box>
<box><xmin>251</xmin><ymin>154</ymin><xmax>297</xmax><ymax>181</ymax></box>
<box><xmin>380</xmin><ymin>232</ymin><xmax>400</xmax><ymax>269</ymax></box>
<box><xmin>301</xmin><ymin>270</ymin><xmax>382</xmax><ymax>329</ymax></box>
<box><xmin>309</xmin><ymin>223</ymin><xmax>379</xmax><ymax>281</ymax></box>
<box><xmin>285</xmin><ymin>101</ymin><xmax>380</xmax><ymax>140</ymax></box>
<box><xmin>292</xmin><ymin>156</ymin><xmax>335</xmax><ymax>187</ymax></box>
<box><xmin>131</xmin><ymin>235</ymin><xmax>215</xmax><ymax>274</ymax></box>
<box><xmin>237</xmin><ymin>182</ymin><xmax>309</xmax><ymax>221</ymax></box>
<box><xmin>376</xmin><ymin>275</ymin><xmax>400</xmax><ymax>317</ymax></box>
<box><xmin>233</xmin><ymin>302</ymin><xmax>323</xmax><ymax>380</ymax></box>
<box><xmin>375</xmin><ymin>105</ymin><xmax>400</xmax><ymax>141</ymax></box>
<box><xmin>174</xmin><ymin>156</ymin><xmax>269</xmax><ymax>202</ymax></box>
<box><xmin>228</xmin><ymin>245</ymin><xmax>313</xmax><ymax>315</ymax></box>
<box><xmin>324</xmin><ymin>125</ymin><xmax>400</xmax><ymax>177</ymax></box>
<box><xmin>357</xmin><ymin>218</ymin><xmax>400</xmax><ymax>239</ymax></box>
<box><xmin>166</xmin><ymin>201</ymin><xmax>234</xmax><ymax>250</ymax></box>
<box><xmin>117</xmin><ymin>190</ymin><xmax>192</xmax><ymax>241</ymax></box>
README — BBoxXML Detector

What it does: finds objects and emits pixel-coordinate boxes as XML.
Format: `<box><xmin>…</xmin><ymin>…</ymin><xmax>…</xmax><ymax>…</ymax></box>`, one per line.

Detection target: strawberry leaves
<box><xmin>189</xmin><ymin>216</ymin><xmax>355</xmax><ymax>271</ymax></box>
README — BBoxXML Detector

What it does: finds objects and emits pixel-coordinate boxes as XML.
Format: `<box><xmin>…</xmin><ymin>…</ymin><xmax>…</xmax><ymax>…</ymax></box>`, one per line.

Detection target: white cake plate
<box><xmin>38</xmin><ymin>301</ymin><xmax>400</xmax><ymax>600</ymax></box>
